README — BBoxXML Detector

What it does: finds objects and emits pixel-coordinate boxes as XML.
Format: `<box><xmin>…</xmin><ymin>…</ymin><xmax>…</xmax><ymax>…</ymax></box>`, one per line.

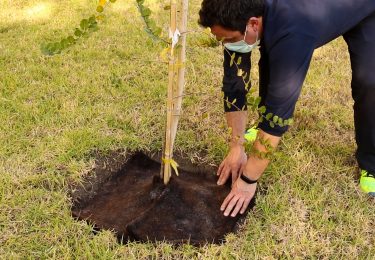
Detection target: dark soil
<box><xmin>71</xmin><ymin>152</ymin><xmax>255</xmax><ymax>246</ymax></box>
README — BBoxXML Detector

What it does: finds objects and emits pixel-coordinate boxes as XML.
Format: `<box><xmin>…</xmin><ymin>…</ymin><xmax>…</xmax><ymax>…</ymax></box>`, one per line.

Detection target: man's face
<box><xmin>210</xmin><ymin>25</ymin><xmax>244</xmax><ymax>44</ymax></box>
<box><xmin>210</xmin><ymin>18</ymin><xmax>262</xmax><ymax>46</ymax></box>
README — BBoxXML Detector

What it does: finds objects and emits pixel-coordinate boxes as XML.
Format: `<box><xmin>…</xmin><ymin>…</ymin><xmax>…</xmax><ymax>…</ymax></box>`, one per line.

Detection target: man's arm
<box><xmin>221</xmin><ymin>34</ymin><xmax>316</xmax><ymax>217</ymax></box>
<box><xmin>221</xmin><ymin>129</ymin><xmax>281</xmax><ymax>217</ymax></box>
<box><xmin>226</xmin><ymin>111</ymin><xmax>247</xmax><ymax>146</ymax></box>
<box><xmin>243</xmin><ymin>129</ymin><xmax>281</xmax><ymax>180</ymax></box>
<box><xmin>218</xmin><ymin>48</ymin><xmax>252</xmax><ymax>184</ymax></box>
<box><xmin>217</xmin><ymin>111</ymin><xmax>248</xmax><ymax>185</ymax></box>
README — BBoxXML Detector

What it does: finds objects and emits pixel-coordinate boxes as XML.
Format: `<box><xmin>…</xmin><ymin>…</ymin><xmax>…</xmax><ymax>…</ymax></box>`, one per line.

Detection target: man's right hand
<box><xmin>217</xmin><ymin>144</ymin><xmax>247</xmax><ymax>185</ymax></box>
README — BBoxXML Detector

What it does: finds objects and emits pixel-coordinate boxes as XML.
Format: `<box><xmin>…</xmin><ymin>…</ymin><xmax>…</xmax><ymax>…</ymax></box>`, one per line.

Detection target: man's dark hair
<box><xmin>198</xmin><ymin>0</ymin><xmax>264</xmax><ymax>33</ymax></box>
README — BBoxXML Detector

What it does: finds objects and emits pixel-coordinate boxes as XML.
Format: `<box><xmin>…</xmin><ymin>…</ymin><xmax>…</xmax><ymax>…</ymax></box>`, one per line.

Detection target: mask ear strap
<box><xmin>244</xmin><ymin>25</ymin><xmax>248</xmax><ymax>40</ymax></box>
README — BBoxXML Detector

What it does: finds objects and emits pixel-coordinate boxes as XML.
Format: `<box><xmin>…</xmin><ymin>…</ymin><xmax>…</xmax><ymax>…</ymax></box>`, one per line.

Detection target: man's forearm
<box><xmin>243</xmin><ymin>129</ymin><xmax>281</xmax><ymax>180</ymax></box>
<box><xmin>225</xmin><ymin>111</ymin><xmax>281</xmax><ymax>180</ymax></box>
<box><xmin>225</xmin><ymin>111</ymin><xmax>248</xmax><ymax>147</ymax></box>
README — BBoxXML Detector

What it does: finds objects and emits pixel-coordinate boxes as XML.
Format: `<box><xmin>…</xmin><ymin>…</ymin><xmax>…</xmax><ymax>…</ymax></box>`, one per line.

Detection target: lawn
<box><xmin>0</xmin><ymin>0</ymin><xmax>374</xmax><ymax>259</ymax></box>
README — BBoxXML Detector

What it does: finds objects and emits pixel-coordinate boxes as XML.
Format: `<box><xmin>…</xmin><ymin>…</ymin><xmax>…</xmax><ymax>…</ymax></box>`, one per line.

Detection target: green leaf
<box><xmin>74</xmin><ymin>28</ymin><xmax>82</xmax><ymax>37</ymax></box>
<box><xmin>250</xmin><ymin>105</ymin><xmax>257</xmax><ymax>112</ymax></box>
<box><xmin>266</xmin><ymin>113</ymin><xmax>273</xmax><ymax>120</ymax></box>
<box><xmin>153</xmin><ymin>27</ymin><xmax>162</xmax><ymax>36</ymax></box>
<box><xmin>89</xmin><ymin>22</ymin><xmax>98</xmax><ymax>31</ymax></box>
<box><xmin>237</xmin><ymin>56</ymin><xmax>242</xmax><ymax>65</ymax></box>
<box><xmin>67</xmin><ymin>36</ymin><xmax>75</xmax><ymax>44</ymax></box>
<box><xmin>255</xmin><ymin>97</ymin><xmax>261</xmax><ymax>107</ymax></box>
<box><xmin>143</xmin><ymin>16</ymin><xmax>150</xmax><ymax>24</ymax></box>
<box><xmin>50</xmin><ymin>42</ymin><xmax>60</xmax><ymax>53</ymax></box>
<box><xmin>147</xmin><ymin>20</ymin><xmax>156</xmax><ymax>29</ymax></box>
<box><xmin>226</xmin><ymin>98</ymin><xmax>231</xmax><ymax>109</ymax></box>
<box><xmin>41</xmin><ymin>43</ymin><xmax>53</xmax><ymax>56</ymax></box>
<box><xmin>258</xmin><ymin>106</ymin><xmax>266</xmax><ymax>114</ymax></box>
<box><xmin>88</xmin><ymin>15</ymin><xmax>96</xmax><ymax>24</ymax></box>
<box><xmin>230</xmin><ymin>53</ymin><xmax>236</xmax><ymax>67</ymax></box>
<box><xmin>273</xmin><ymin>115</ymin><xmax>279</xmax><ymax>123</ymax></box>
<box><xmin>80</xmin><ymin>19</ymin><xmax>89</xmax><ymax>30</ymax></box>
<box><xmin>60</xmin><ymin>38</ymin><xmax>69</xmax><ymax>49</ymax></box>
<box><xmin>96</xmin><ymin>5</ymin><xmax>104</xmax><ymax>13</ymax></box>
<box><xmin>270</xmin><ymin>121</ymin><xmax>275</xmax><ymax>128</ymax></box>
<box><xmin>245</xmin><ymin>82</ymin><xmax>250</xmax><ymax>91</ymax></box>
<box><xmin>142</xmin><ymin>7</ymin><xmax>152</xmax><ymax>17</ymax></box>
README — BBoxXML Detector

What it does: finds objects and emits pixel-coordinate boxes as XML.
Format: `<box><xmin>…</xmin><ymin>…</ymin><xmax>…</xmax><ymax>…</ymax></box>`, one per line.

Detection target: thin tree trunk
<box><xmin>171</xmin><ymin>0</ymin><xmax>188</xmax><ymax>153</ymax></box>
<box><xmin>162</xmin><ymin>0</ymin><xmax>178</xmax><ymax>184</ymax></box>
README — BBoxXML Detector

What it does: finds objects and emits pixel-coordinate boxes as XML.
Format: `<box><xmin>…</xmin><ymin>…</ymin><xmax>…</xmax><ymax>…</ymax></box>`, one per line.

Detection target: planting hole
<box><xmin>71</xmin><ymin>151</ymin><xmax>255</xmax><ymax>246</ymax></box>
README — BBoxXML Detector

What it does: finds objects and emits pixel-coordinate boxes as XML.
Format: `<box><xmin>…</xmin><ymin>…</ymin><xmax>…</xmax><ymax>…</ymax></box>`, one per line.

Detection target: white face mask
<box><xmin>224</xmin><ymin>27</ymin><xmax>260</xmax><ymax>53</ymax></box>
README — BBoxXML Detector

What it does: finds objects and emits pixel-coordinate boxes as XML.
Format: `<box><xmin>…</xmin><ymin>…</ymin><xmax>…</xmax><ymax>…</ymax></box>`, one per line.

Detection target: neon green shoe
<box><xmin>360</xmin><ymin>170</ymin><xmax>375</xmax><ymax>197</ymax></box>
<box><xmin>244</xmin><ymin>127</ymin><xmax>258</xmax><ymax>142</ymax></box>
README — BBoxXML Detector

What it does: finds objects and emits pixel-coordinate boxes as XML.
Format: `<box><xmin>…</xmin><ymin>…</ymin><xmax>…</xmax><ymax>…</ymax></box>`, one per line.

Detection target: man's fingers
<box><xmin>220</xmin><ymin>192</ymin><xmax>235</xmax><ymax>211</ymax></box>
<box><xmin>240</xmin><ymin>198</ymin><xmax>252</xmax><ymax>214</ymax></box>
<box><xmin>217</xmin><ymin>161</ymin><xmax>225</xmax><ymax>176</ymax></box>
<box><xmin>231</xmin><ymin>198</ymin><xmax>245</xmax><ymax>217</ymax></box>
<box><xmin>223</xmin><ymin>196</ymin><xmax>239</xmax><ymax>217</ymax></box>
<box><xmin>217</xmin><ymin>166</ymin><xmax>230</xmax><ymax>185</ymax></box>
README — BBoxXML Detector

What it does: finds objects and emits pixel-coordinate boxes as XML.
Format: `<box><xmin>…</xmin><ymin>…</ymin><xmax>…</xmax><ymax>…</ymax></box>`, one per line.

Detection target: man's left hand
<box><xmin>220</xmin><ymin>177</ymin><xmax>257</xmax><ymax>217</ymax></box>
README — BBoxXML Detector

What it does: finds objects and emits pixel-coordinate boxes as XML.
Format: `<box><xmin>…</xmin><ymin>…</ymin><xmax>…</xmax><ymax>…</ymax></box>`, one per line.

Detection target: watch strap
<box><xmin>240</xmin><ymin>173</ymin><xmax>258</xmax><ymax>184</ymax></box>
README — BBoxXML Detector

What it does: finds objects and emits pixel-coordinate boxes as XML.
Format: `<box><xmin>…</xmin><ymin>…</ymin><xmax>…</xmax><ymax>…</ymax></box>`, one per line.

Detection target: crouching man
<box><xmin>198</xmin><ymin>0</ymin><xmax>375</xmax><ymax>217</ymax></box>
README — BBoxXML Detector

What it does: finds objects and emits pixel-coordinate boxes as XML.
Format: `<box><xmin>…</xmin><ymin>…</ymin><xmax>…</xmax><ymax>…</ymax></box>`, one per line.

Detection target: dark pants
<box><xmin>344</xmin><ymin>11</ymin><xmax>375</xmax><ymax>172</ymax></box>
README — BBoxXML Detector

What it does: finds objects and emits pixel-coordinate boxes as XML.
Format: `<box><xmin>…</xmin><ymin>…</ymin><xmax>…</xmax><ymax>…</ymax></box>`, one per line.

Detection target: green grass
<box><xmin>0</xmin><ymin>0</ymin><xmax>374</xmax><ymax>259</ymax></box>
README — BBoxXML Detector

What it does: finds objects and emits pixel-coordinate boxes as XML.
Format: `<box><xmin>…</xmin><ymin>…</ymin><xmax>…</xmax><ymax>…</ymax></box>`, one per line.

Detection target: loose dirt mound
<box><xmin>72</xmin><ymin>152</ymin><xmax>255</xmax><ymax>245</ymax></box>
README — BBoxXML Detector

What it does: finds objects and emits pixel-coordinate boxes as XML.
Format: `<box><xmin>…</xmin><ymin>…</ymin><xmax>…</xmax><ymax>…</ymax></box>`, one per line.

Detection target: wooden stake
<box><xmin>162</xmin><ymin>1</ymin><xmax>178</xmax><ymax>184</ymax></box>
<box><xmin>170</xmin><ymin>0</ymin><xmax>188</xmax><ymax>153</ymax></box>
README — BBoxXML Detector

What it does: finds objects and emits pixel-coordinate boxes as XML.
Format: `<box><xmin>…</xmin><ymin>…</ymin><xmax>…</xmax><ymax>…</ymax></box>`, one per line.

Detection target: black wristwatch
<box><xmin>240</xmin><ymin>173</ymin><xmax>258</xmax><ymax>184</ymax></box>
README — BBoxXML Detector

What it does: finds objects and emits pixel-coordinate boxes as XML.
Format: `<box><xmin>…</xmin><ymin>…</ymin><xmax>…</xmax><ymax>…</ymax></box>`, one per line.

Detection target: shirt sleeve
<box><xmin>258</xmin><ymin>33</ymin><xmax>315</xmax><ymax>136</ymax></box>
<box><xmin>222</xmin><ymin>49</ymin><xmax>251</xmax><ymax>112</ymax></box>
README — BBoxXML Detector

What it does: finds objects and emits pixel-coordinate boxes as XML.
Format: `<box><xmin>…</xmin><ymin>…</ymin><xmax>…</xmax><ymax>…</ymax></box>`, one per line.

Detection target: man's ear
<box><xmin>247</xmin><ymin>17</ymin><xmax>260</xmax><ymax>32</ymax></box>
